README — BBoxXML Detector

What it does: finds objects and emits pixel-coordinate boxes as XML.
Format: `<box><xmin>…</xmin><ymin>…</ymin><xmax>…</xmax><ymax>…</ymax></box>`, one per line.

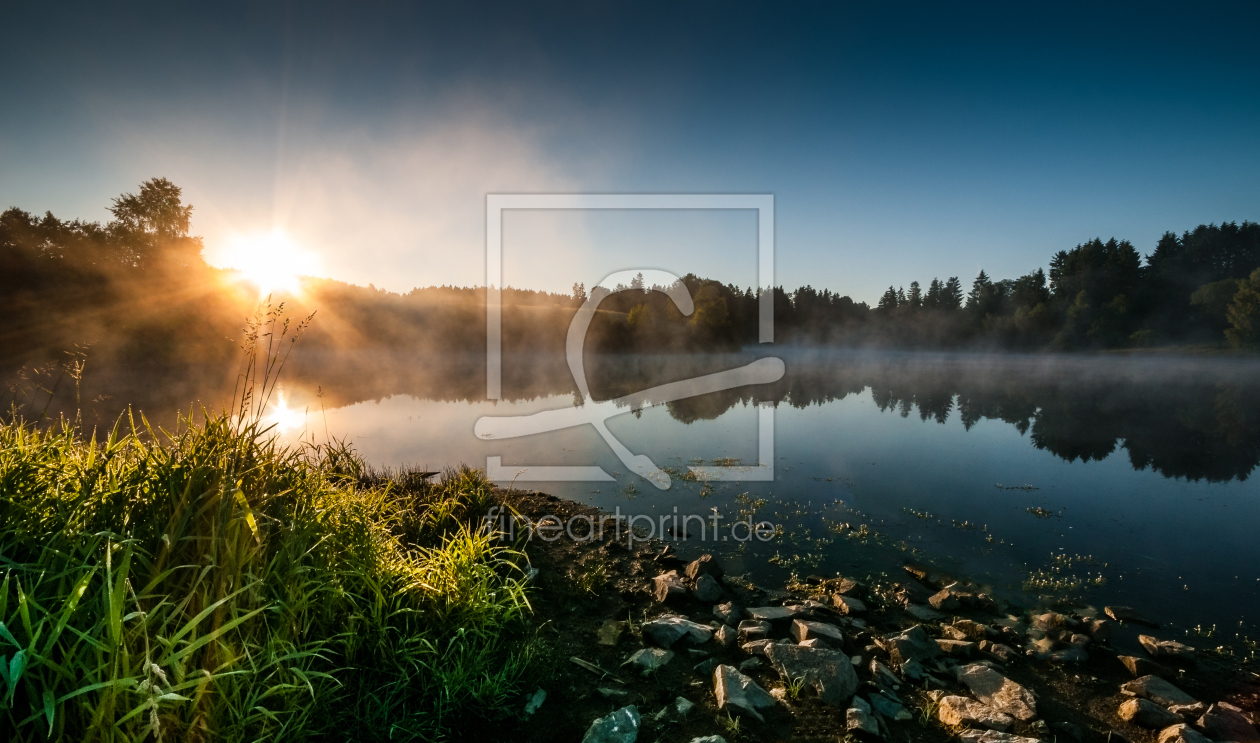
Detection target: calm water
<box><xmin>250</xmin><ymin>349</ymin><xmax>1260</xmax><ymax>633</ymax></box>
<box><xmin>51</xmin><ymin>349</ymin><xmax>1260</xmax><ymax>632</ymax></box>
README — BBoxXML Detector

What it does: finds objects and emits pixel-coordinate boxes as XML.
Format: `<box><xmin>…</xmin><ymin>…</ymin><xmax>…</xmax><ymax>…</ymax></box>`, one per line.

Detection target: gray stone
<box><xmin>883</xmin><ymin>625</ymin><xmax>942</xmax><ymax>666</ymax></box>
<box><xmin>900</xmin><ymin>658</ymin><xmax>926</xmax><ymax>680</ymax></box>
<box><xmin>1106</xmin><ymin>605</ymin><xmax>1159</xmax><ymax>627</ymax></box>
<box><xmin>624</xmin><ymin>648</ymin><xmax>674</xmax><ymax>674</ymax></box>
<box><xmin>685</xmin><ymin>554</ymin><xmax>724</xmax><ymax>581</ymax></box>
<box><xmin>957</xmin><ymin>663</ymin><xmax>1037</xmax><ymax>721</ymax></box>
<box><xmin>764</xmin><ymin>643</ymin><xmax>859</xmax><ymax>706</ymax></box>
<box><xmin>1087</xmin><ymin>619</ymin><xmax>1115</xmax><ymax>642</ymax></box>
<box><xmin>693</xmin><ymin>574</ymin><xmax>723</xmax><ymax>603</ymax></box>
<box><xmin>652</xmin><ymin>696</ymin><xmax>694</xmax><ymax>723</ymax></box>
<box><xmin>1156</xmin><ymin>724</ymin><xmax>1212</xmax><ymax>743</ymax></box>
<box><xmin>1119</xmin><ymin>698</ymin><xmax>1183</xmax><ymax>728</ymax></box>
<box><xmin>598</xmin><ymin>619</ymin><xmax>627</xmax><ymax>646</ymax></box>
<box><xmin>937</xmin><ymin>639</ymin><xmax>977</xmax><ymax>657</ymax></box>
<box><xmin>713</xmin><ymin>601</ymin><xmax>741</xmax><ymax>625</ymax></box>
<box><xmin>939</xmin><ymin>695</ymin><xmax>1015</xmax><ymax>731</ymax></box>
<box><xmin>798</xmin><ymin>638</ymin><xmax>826</xmax><ymax>648</ymax></box>
<box><xmin>653</xmin><ymin>571</ymin><xmax>687</xmax><ymax>603</ymax></box>
<box><xmin>952</xmin><ymin>619</ymin><xmax>993</xmax><ymax>641</ymax></box>
<box><xmin>1139</xmin><ymin>635</ymin><xmax>1196</xmax><ymax>665</ymax></box>
<box><xmin>870</xmin><ymin>659</ymin><xmax>901</xmax><ymax>689</ymax></box>
<box><xmin>738</xmin><ymin>619</ymin><xmax>772</xmax><ymax>641</ymax></box>
<box><xmin>738</xmin><ymin>657</ymin><xmax>763</xmax><ymax>672</ymax></box>
<box><xmin>746</xmin><ymin>605</ymin><xmax>807</xmax><ymax>622</ymax></box>
<box><xmin>848</xmin><ymin>695</ymin><xmax>880</xmax><ymax>735</ymax></box>
<box><xmin>1119</xmin><ymin>655</ymin><xmax>1172</xmax><ymax>678</ymax></box>
<box><xmin>1198</xmin><ymin>702</ymin><xmax>1260</xmax><ymax>742</ymax></box>
<box><xmin>713</xmin><ymin>665</ymin><xmax>777</xmax><ymax>722</ymax></box>
<box><xmin>693</xmin><ymin>657</ymin><xmax>719</xmax><ymax>675</ymax></box>
<box><xmin>1121</xmin><ymin>675</ymin><xmax>1197</xmax><ymax>708</ymax></box>
<box><xmin>834</xmin><ymin>595</ymin><xmax>867</xmax><ymax>615</ymax></box>
<box><xmin>581</xmin><ymin>705</ymin><xmax>641</xmax><ymax>743</ymax></box>
<box><xmin>642</xmin><ymin>615</ymin><xmax>714</xmax><ymax>647</ymax></box>
<box><xmin>687</xmin><ymin>738</ymin><xmax>728</xmax><ymax>743</ymax></box>
<box><xmin>869</xmin><ymin>692</ymin><xmax>913</xmax><ymax>721</ymax></box>
<box><xmin>741</xmin><ymin>639</ymin><xmax>772</xmax><ymax>656</ymax></box>
<box><xmin>984</xmin><ymin>643</ymin><xmax>1018</xmax><ymax>663</ymax></box>
<box><xmin>905</xmin><ymin>604</ymin><xmax>945</xmax><ymax>621</ymax></box>
<box><xmin>598</xmin><ymin>687</ymin><xmax>634</xmax><ymax>702</ymax></box>
<box><xmin>523</xmin><ymin>688</ymin><xmax>547</xmax><ymax>717</ymax></box>
<box><xmin>715</xmin><ymin>624</ymin><xmax>737</xmax><ymax>648</ymax></box>
<box><xmin>958</xmin><ymin>732</ymin><xmax>1042</xmax><ymax>743</ymax></box>
<box><xmin>929</xmin><ymin>587</ymin><xmax>961</xmax><ymax>611</ymax></box>
<box><xmin>791</xmin><ymin>619</ymin><xmax>845</xmax><ymax>644</ymax></box>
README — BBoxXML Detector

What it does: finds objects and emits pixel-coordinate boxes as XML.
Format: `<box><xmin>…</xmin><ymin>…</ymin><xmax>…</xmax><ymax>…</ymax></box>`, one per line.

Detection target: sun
<box><xmin>264</xmin><ymin>387</ymin><xmax>307</xmax><ymax>435</ymax></box>
<box><xmin>221</xmin><ymin>230</ymin><xmax>319</xmax><ymax>298</ymax></box>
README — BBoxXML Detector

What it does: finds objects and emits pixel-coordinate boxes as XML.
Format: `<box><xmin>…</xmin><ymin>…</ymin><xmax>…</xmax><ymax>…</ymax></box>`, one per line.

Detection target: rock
<box><xmin>746</xmin><ymin>605</ymin><xmax>807</xmax><ymax>622</ymax></box>
<box><xmin>693</xmin><ymin>657</ymin><xmax>719</xmax><ymax>675</ymax></box>
<box><xmin>689</xmin><ymin>648</ymin><xmax>711</xmax><ymax>658</ymax></box>
<box><xmin>1087</xmin><ymin>618</ymin><xmax>1115</xmax><ymax>642</ymax></box>
<box><xmin>943</xmin><ymin>625</ymin><xmax>970</xmax><ymax>641</ymax></box>
<box><xmin>869</xmin><ymin>692</ymin><xmax>913</xmax><ymax>721</ymax></box>
<box><xmin>848</xmin><ymin>695</ymin><xmax>879</xmax><ymax>735</ymax></box>
<box><xmin>1198</xmin><ymin>702</ymin><xmax>1260</xmax><ymax>742</ymax></box>
<box><xmin>523</xmin><ymin>688</ymin><xmax>547</xmax><ymax>717</ymax></box>
<box><xmin>1119</xmin><ymin>655</ymin><xmax>1171</xmax><ymax>678</ymax></box>
<box><xmin>870</xmin><ymin>659</ymin><xmax>901</xmax><ymax>689</ymax></box>
<box><xmin>685</xmin><ymin>554</ymin><xmax>724</xmax><ymax>581</ymax></box>
<box><xmin>738</xmin><ymin>620</ymin><xmax>772</xmax><ymax>641</ymax></box>
<box><xmin>834</xmin><ymin>595</ymin><xmax>867</xmax><ymax>615</ymax></box>
<box><xmin>1156</xmin><ymin>724</ymin><xmax>1212</xmax><ymax>743</ymax></box>
<box><xmin>738</xmin><ymin>657</ymin><xmax>764</xmax><ymax>673</ymax></box>
<box><xmin>642</xmin><ymin>616</ymin><xmax>714</xmax><ymax>647</ymax></box>
<box><xmin>953</xmin><ymin>619</ymin><xmax>994</xmax><ymax>641</ymax></box>
<box><xmin>956</xmin><ymin>664</ymin><xmax>1037</xmax><ymax>721</ymax></box>
<box><xmin>937</xmin><ymin>639</ymin><xmax>977</xmax><ymax>657</ymax></box>
<box><xmin>939</xmin><ymin>695</ymin><xmax>1015</xmax><ymax>731</ymax></box>
<box><xmin>929</xmin><ymin>587</ymin><xmax>961</xmax><ymax>611</ymax></box>
<box><xmin>694</xmin><ymin>574</ymin><xmax>723</xmax><ymax>603</ymax></box>
<box><xmin>834</xmin><ymin>577</ymin><xmax>861</xmax><ymax>595</ymax></box>
<box><xmin>764</xmin><ymin>643</ymin><xmax>860</xmax><ymax>706</ymax></box>
<box><xmin>900</xmin><ymin>658</ymin><xmax>926</xmax><ymax>680</ymax></box>
<box><xmin>599</xmin><ymin>687</ymin><xmax>634</xmax><ymax>703</ymax></box>
<box><xmin>581</xmin><ymin>705</ymin><xmax>641</xmax><ymax>743</ymax></box>
<box><xmin>1119</xmin><ymin>698</ymin><xmax>1184</xmax><ymax>728</ymax></box>
<box><xmin>713</xmin><ymin>665</ymin><xmax>777</xmax><ymax>722</ymax></box>
<box><xmin>1138</xmin><ymin>635</ymin><xmax>1196</xmax><ymax>665</ymax></box>
<box><xmin>883</xmin><ymin>625</ymin><xmax>942</xmax><ymax>666</ymax></box>
<box><xmin>1106</xmin><ymin>606</ymin><xmax>1159</xmax><ymax>627</ymax></box>
<box><xmin>791</xmin><ymin>619</ymin><xmax>845</xmax><ymax>644</ymax></box>
<box><xmin>1121</xmin><ymin>676</ymin><xmax>1197</xmax><ymax>708</ymax></box>
<box><xmin>624</xmin><ymin>648</ymin><xmax>674</xmax><ymax>674</ymax></box>
<box><xmin>1053</xmin><ymin>721</ymin><xmax>1085</xmax><ymax>741</ymax></box>
<box><xmin>715</xmin><ymin>624</ymin><xmax>737</xmax><ymax>648</ymax></box>
<box><xmin>906</xmin><ymin>604</ymin><xmax>946</xmax><ymax>621</ymax></box>
<box><xmin>798</xmin><ymin>638</ymin><xmax>826</xmax><ymax>649</ymax></box>
<box><xmin>1048</xmin><ymin>646</ymin><xmax>1088</xmax><ymax>664</ymax></box>
<box><xmin>598</xmin><ymin>619</ymin><xmax>627</xmax><ymax>646</ymax></box>
<box><xmin>713</xmin><ymin>602</ymin><xmax>742</xmax><ymax>625</ymax></box>
<box><xmin>1069</xmin><ymin>633</ymin><xmax>1090</xmax><ymax>646</ymax></box>
<box><xmin>687</xmin><ymin>738</ymin><xmax>728</xmax><ymax>743</ymax></box>
<box><xmin>653</xmin><ymin>571</ymin><xmax>688</xmax><ymax>603</ymax></box>
<box><xmin>958</xmin><ymin>731</ymin><xmax>1042</xmax><ymax>743</ymax></box>
<box><xmin>654</xmin><ymin>696</ymin><xmax>694</xmax><ymax>721</ymax></box>
<box><xmin>1168</xmin><ymin>703</ymin><xmax>1207</xmax><ymax>717</ymax></box>
<box><xmin>741</xmin><ymin>639</ymin><xmax>772</xmax><ymax>656</ymax></box>
<box><xmin>984</xmin><ymin>643</ymin><xmax>1018</xmax><ymax>663</ymax></box>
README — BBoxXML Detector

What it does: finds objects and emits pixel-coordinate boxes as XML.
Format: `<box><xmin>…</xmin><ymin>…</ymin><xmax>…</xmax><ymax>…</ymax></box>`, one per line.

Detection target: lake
<box><xmin>39</xmin><ymin>348</ymin><xmax>1260</xmax><ymax>634</ymax></box>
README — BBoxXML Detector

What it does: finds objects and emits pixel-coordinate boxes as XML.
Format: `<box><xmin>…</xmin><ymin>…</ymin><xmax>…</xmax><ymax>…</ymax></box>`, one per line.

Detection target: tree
<box><xmin>924</xmin><ymin>278</ymin><xmax>942</xmax><ymax>309</ymax></box>
<box><xmin>108</xmin><ymin>177</ymin><xmax>203</xmax><ymax>269</ymax></box>
<box><xmin>571</xmin><ymin>282</ymin><xmax>587</xmax><ymax>304</ymax></box>
<box><xmin>907</xmin><ymin>281</ymin><xmax>922</xmax><ymax>310</ymax></box>
<box><xmin>1226</xmin><ymin>268</ymin><xmax>1260</xmax><ymax>348</ymax></box>
<box><xmin>877</xmin><ymin>286</ymin><xmax>899</xmax><ymax>312</ymax></box>
<box><xmin>942</xmin><ymin>277</ymin><xmax>964</xmax><ymax>310</ymax></box>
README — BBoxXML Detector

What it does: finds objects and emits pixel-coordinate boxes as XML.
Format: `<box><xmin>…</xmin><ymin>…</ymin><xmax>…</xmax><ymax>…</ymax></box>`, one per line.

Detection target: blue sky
<box><xmin>2</xmin><ymin>1</ymin><xmax>1257</xmax><ymax>303</ymax></box>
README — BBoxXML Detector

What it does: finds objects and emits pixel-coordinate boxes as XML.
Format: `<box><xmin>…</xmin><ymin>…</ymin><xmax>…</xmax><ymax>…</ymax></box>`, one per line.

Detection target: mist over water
<box><xmin>15</xmin><ymin>348</ymin><xmax>1260</xmax><ymax>631</ymax></box>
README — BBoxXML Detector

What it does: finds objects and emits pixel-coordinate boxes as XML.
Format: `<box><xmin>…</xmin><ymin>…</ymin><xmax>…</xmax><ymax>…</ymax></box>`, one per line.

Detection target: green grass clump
<box><xmin>0</xmin><ymin>413</ymin><xmax>534</xmax><ymax>742</ymax></box>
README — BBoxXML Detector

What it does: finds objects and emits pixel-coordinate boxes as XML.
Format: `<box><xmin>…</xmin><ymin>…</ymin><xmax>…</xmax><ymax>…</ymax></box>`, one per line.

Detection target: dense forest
<box><xmin>3</xmin><ymin>179</ymin><xmax>1259</xmax><ymax>380</ymax></box>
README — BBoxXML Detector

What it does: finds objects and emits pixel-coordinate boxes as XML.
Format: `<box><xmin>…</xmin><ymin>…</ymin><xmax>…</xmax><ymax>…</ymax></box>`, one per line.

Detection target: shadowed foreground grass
<box><xmin>0</xmin><ymin>414</ymin><xmax>535</xmax><ymax>742</ymax></box>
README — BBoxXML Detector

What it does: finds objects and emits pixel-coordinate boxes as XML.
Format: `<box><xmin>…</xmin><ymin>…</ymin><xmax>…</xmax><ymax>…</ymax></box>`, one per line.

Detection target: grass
<box><xmin>0</xmin><ymin>303</ymin><xmax>537</xmax><ymax>742</ymax></box>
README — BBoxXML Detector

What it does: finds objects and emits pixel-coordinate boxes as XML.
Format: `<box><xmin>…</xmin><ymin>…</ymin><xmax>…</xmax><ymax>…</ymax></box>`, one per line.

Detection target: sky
<box><xmin>2</xmin><ymin>1</ymin><xmax>1258</xmax><ymax>304</ymax></box>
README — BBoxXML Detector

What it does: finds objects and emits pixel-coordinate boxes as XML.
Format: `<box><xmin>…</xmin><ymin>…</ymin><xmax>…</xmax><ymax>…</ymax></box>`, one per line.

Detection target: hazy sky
<box><xmin>2</xmin><ymin>1</ymin><xmax>1258</xmax><ymax>304</ymax></box>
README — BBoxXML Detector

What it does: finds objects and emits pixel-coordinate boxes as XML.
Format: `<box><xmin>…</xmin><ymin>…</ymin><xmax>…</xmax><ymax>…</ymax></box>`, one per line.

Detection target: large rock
<box><xmin>1138</xmin><ymin>635</ymin><xmax>1196</xmax><ymax>665</ymax></box>
<box><xmin>1156</xmin><ymin>724</ymin><xmax>1212</xmax><ymax>743</ymax></box>
<box><xmin>764</xmin><ymin>643</ymin><xmax>859</xmax><ymax>707</ymax></box>
<box><xmin>1198</xmin><ymin>702</ymin><xmax>1260</xmax><ymax>742</ymax></box>
<box><xmin>1121</xmin><ymin>675</ymin><xmax>1197</xmax><ymax>708</ymax></box>
<box><xmin>738</xmin><ymin>619</ymin><xmax>772</xmax><ymax>641</ymax></box>
<box><xmin>929</xmin><ymin>587</ymin><xmax>961</xmax><ymax>611</ymax></box>
<box><xmin>582</xmin><ymin>705</ymin><xmax>641</xmax><ymax>743</ymax></box>
<box><xmin>791</xmin><ymin>619</ymin><xmax>845</xmax><ymax>644</ymax></box>
<box><xmin>653</xmin><ymin>571</ymin><xmax>688</xmax><ymax>603</ymax></box>
<box><xmin>883</xmin><ymin>625</ymin><xmax>942</xmax><ymax>666</ymax></box>
<box><xmin>685</xmin><ymin>554</ymin><xmax>724</xmax><ymax>581</ymax></box>
<box><xmin>957</xmin><ymin>664</ymin><xmax>1037</xmax><ymax>721</ymax></box>
<box><xmin>642</xmin><ymin>615</ymin><xmax>714</xmax><ymax>647</ymax></box>
<box><xmin>713</xmin><ymin>602</ymin><xmax>741</xmax><ymax>625</ymax></box>
<box><xmin>624</xmin><ymin>648</ymin><xmax>674</xmax><ymax>674</ymax></box>
<box><xmin>1119</xmin><ymin>655</ymin><xmax>1171</xmax><ymax>678</ymax></box>
<box><xmin>1106</xmin><ymin>606</ymin><xmax>1159</xmax><ymax>627</ymax></box>
<box><xmin>833</xmin><ymin>595</ymin><xmax>867</xmax><ymax>615</ymax></box>
<box><xmin>952</xmin><ymin>619</ymin><xmax>993</xmax><ymax>641</ymax></box>
<box><xmin>693</xmin><ymin>574</ymin><xmax>723</xmax><ymax>602</ymax></box>
<box><xmin>715</xmin><ymin>624</ymin><xmax>737</xmax><ymax>648</ymax></box>
<box><xmin>939</xmin><ymin>695</ymin><xmax>1015</xmax><ymax>731</ymax></box>
<box><xmin>713</xmin><ymin>665</ymin><xmax>777</xmax><ymax>722</ymax></box>
<box><xmin>847</xmin><ymin>695</ymin><xmax>879</xmax><ymax>735</ymax></box>
<box><xmin>1119</xmin><ymin>698</ymin><xmax>1183</xmax><ymax>728</ymax></box>
<box><xmin>959</xmin><ymin>732</ymin><xmax>1042</xmax><ymax>743</ymax></box>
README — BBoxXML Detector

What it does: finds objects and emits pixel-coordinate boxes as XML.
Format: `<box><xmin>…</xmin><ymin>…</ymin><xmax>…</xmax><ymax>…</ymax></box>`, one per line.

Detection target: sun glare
<box><xmin>222</xmin><ymin>231</ymin><xmax>319</xmax><ymax>298</ymax></box>
<box><xmin>265</xmin><ymin>388</ymin><xmax>308</xmax><ymax>435</ymax></box>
